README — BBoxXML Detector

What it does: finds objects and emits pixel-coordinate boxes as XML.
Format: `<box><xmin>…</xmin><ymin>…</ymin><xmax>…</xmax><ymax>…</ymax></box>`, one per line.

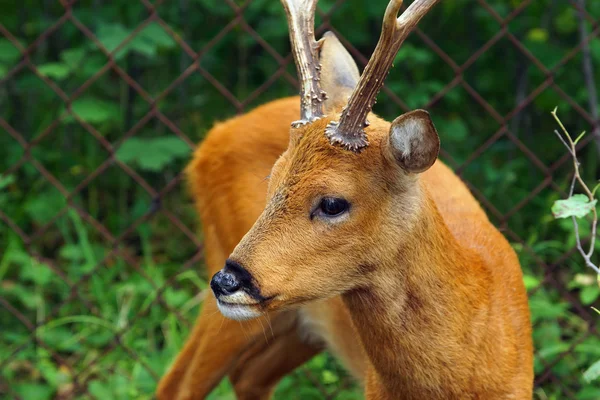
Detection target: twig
<box><xmin>552</xmin><ymin>108</ymin><xmax>600</xmax><ymax>274</ymax></box>
<box><xmin>554</xmin><ymin>130</ymin><xmax>576</xmax><ymax>157</ymax></box>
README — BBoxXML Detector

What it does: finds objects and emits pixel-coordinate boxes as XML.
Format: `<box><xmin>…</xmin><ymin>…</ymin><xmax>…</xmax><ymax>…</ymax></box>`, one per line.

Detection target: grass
<box><xmin>0</xmin><ymin>197</ymin><xmax>361</xmax><ymax>399</ymax></box>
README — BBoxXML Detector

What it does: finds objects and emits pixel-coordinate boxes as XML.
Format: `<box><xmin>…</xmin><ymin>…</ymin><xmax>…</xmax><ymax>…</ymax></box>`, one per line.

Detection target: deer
<box><xmin>157</xmin><ymin>0</ymin><xmax>533</xmax><ymax>399</ymax></box>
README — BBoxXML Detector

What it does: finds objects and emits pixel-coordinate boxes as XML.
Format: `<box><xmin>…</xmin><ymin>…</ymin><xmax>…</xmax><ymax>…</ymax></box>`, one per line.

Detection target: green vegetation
<box><xmin>1</xmin><ymin>0</ymin><xmax>600</xmax><ymax>398</ymax></box>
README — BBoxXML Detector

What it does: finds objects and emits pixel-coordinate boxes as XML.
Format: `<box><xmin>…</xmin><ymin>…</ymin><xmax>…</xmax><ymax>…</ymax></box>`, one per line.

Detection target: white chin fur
<box><xmin>217</xmin><ymin>301</ymin><xmax>262</xmax><ymax>321</ymax></box>
<box><xmin>220</xmin><ymin>290</ymin><xmax>257</xmax><ymax>305</ymax></box>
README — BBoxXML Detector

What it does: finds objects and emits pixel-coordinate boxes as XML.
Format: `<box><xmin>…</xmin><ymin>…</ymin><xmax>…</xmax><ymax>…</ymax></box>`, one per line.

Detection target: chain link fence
<box><xmin>1</xmin><ymin>0</ymin><xmax>600</xmax><ymax>399</ymax></box>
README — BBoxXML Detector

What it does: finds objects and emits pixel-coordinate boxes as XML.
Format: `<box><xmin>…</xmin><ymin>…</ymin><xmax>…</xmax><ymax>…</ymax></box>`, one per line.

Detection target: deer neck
<box><xmin>342</xmin><ymin>188</ymin><xmax>489</xmax><ymax>397</ymax></box>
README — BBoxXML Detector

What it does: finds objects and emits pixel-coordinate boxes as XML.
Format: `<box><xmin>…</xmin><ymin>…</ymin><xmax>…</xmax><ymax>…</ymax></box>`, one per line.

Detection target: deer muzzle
<box><xmin>210</xmin><ymin>259</ymin><xmax>267</xmax><ymax>320</ymax></box>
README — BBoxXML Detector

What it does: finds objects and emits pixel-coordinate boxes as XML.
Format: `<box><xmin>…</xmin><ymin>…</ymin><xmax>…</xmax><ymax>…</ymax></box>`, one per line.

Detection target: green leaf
<box><xmin>164</xmin><ymin>288</ymin><xmax>189</xmax><ymax>308</ymax></box>
<box><xmin>321</xmin><ymin>369</ymin><xmax>339</xmax><ymax>384</ymax></box>
<box><xmin>139</xmin><ymin>22</ymin><xmax>176</xmax><ymax>49</ymax></box>
<box><xmin>60</xmin><ymin>48</ymin><xmax>86</xmax><ymax>65</ymax></box>
<box><xmin>554</xmin><ymin>8</ymin><xmax>577</xmax><ymax>34</ymax></box>
<box><xmin>0</xmin><ymin>38</ymin><xmax>22</xmax><ymax>64</ymax></box>
<box><xmin>6</xmin><ymin>248</ymin><xmax>31</xmax><ymax>266</ymax></box>
<box><xmin>59</xmin><ymin>244</ymin><xmax>85</xmax><ymax>261</ymax></box>
<box><xmin>523</xmin><ymin>275</ymin><xmax>540</xmax><ymax>290</ymax></box>
<box><xmin>37</xmin><ymin>63</ymin><xmax>70</xmax><ymax>80</ymax></box>
<box><xmin>580</xmin><ymin>285</ymin><xmax>600</xmax><ymax>305</ymax></box>
<box><xmin>88</xmin><ymin>380</ymin><xmax>113</xmax><ymax>399</ymax></box>
<box><xmin>85</xmin><ymin>330</ymin><xmax>113</xmax><ymax>347</ymax></box>
<box><xmin>137</xmin><ymin>148</ymin><xmax>173</xmax><ymax>171</ymax></box>
<box><xmin>21</xmin><ymin>259</ymin><xmax>54</xmax><ymax>286</ymax></box>
<box><xmin>97</xmin><ymin>23</ymin><xmax>130</xmax><ymax>55</ymax></box>
<box><xmin>153</xmin><ymin>136</ymin><xmax>191</xmax><ymax>157</ymax></box>
<box><xmin>584</xmin><ymin>359</ymin><xmax>600</xmax><ymax>383</ymax></box>
<box><xmin>132</xmin><ymin>361</ymin><xmax>156</xmax><ymax>393</ymax></box>
<box><xmin>96</xmin><ymin>22</ymin><xmax>172</xmax><ymax>60</ymax></box>
<box><xmin>443</xmin><ymin>118</ymin><xmax>468</xmax><ymax>142</ymax></box>
<box><xmin>67</xmin><ymin>97</ymin><xmax>120</xmax><ymax>124</ymax></box>
<box><xmin>529</xmin><ymin>297</ymin><xmax>569</xmax><ymax>320</ymax></box>
<box><xmin>14</xmin><ymin>384</ymin><xmax>53</xmax><ymax>400</ymax></box>
<box><xmin>526</xmin><ymin>28</ymin><xmax>548</xmax><ymax>43</ymax></box>
<box><xmin>128</xmin><ymin>34</ymin><xmax>157</xmax><ymax>58</ymax></box>
<box><xmin>115</xmin><ymin>139</ymin><xmax>140</xmax><ymax>164</ymax></box>
<box><xmin>537</xmin><ymin>343</ymin><xmax>570</xmax><ymax>360</ymax></box>
<box><xmin>551</xmin><ymin>194</ymin><xmax>597</xmax><ymax>219</ymax></box>
<box><xmin>577</xmin><ymin>387</ymin><xmax>600</xmax><ymax>400</ymax></box>
<box><xmin>9</xmin><ymin>285</ymin><xmax>41</xmax><ymax>309</ymax></box>
<box><xmin>0</xmin><ymin>174</ymin><xmax>15</xmax><ymax>191</ymax></box>
<box><xmin>116</xmin><ymin>136</ymin><xmax>191</xmax><ymax>171</ymax></box>
<box><xmin>24</xmin><ymin>190</ymin><xmax>67</xmax><ymax>224</ymax></box>
<box><xmin>37</xmin><ymin>357</ymin><xmax>70</xmax><ymax>389</ymax></box>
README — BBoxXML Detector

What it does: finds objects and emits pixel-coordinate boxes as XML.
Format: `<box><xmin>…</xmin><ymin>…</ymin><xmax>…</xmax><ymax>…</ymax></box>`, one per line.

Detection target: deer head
<box><xmin>211</xmin><ymin>0</ymin><xmax>441</xmax><ymax>320</ymax></box>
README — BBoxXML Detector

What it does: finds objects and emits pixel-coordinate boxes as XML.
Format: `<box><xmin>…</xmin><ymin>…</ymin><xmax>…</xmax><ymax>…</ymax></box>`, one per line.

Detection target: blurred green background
<box><xmin>1</xmin><ymin>0</ymin><xmax>600</xmax><ymax>399</ymax></box>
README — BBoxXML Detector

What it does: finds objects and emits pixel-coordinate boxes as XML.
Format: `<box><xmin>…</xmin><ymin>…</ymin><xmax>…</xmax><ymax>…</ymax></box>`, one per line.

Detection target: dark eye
<box><xmin>318</xmin><ymin>197</ymin><xmax>350</xmax><ymax>217</ymax></box>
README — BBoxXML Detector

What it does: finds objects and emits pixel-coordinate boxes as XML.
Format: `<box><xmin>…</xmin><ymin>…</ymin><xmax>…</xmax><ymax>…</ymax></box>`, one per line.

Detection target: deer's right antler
<box><xmin>281</xmin><ymin>0</ymin><xmax>326</xmax><ymax>127</ymax></box>
<box><xmin>325</xmin><ymin>0</ymin><xmax>441</xmax><ymax>152</ymax></box>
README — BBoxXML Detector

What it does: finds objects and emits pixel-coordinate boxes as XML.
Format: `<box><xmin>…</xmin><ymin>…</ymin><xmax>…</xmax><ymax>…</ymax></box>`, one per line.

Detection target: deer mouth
<box><xmin>217</xmin><ymin>290</ymin><xmax>263</xmax><ymax>306</ymax></box>
<box><xmin>215</xmin><ymin>291</ymin><xmax>277</xmax><ymax>321</ymax></box>
<box><xmin>216</xmin><ymin>300</ymin><xmax>263</xmax><ymax>321</ymax></box>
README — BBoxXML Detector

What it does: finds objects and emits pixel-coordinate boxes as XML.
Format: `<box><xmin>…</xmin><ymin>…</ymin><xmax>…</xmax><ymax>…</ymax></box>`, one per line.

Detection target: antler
<box><xmin>325</xmin><ymin>0</ymin><xmax>440</xmax><ymax>152</ymax></box>
<box><xmin>281</xmin><ymin>0</ymin><xmax>326</xmax><ymax>127</ymax></box>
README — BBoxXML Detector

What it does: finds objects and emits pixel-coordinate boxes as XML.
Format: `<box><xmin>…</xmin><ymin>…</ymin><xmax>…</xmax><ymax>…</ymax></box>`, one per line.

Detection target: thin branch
<box><xmin>590</xmin><ymin>208</ymin><xmax>598</xmax><ymax>258</ymax></box>
<box><xmin>552</xmin><ymin>108</ymin><xmax>599</xmax><ymax>274</ymax></box>
<box><xmin>569</xmin><ymin>173</ymin><xmax>577</xmax><ymax>197</ymax></box>
<box><xmin>554</xmin><ymin>129</ymin><xmax>576</xmax><ymax>158</ymax></box>
<box><xmin>571</xmin><ymin>215</ymin><xmax>600</xmax><ymax>273</ymax></box>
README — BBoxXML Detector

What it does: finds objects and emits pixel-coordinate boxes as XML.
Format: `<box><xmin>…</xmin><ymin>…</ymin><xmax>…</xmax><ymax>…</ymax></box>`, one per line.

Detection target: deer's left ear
<box><xmin>387</xmin><ymin>110</ymin><xmax>440</xmax><ymax>174</ymax></box>
<box><xmin>319</xmin><ymin>32</ymin><xmax>360</xmax><ymax>114</ymax></box>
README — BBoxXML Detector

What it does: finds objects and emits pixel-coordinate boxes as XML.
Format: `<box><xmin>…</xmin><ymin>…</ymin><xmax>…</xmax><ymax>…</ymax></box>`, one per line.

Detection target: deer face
<box><xmin>210</xmin><ymin>0</ymin><xmax>440</xmax><ymax>319</ymax></box>
<box><xmin>211</xmin><ymin>111</ymin><xmax>439</xmax><ymax>320</ymax></box>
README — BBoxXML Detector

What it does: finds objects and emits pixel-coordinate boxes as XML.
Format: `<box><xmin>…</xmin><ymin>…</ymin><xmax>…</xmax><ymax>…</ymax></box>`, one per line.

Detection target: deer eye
<box><xmin>318</xmin><ymin>197</ymin><xmax>349</xmax><ymax>217</ymax></box>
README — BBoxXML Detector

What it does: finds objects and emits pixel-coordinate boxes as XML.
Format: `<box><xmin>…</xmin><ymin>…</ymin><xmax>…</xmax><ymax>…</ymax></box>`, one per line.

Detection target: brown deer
<box><xmin>157</xmin><ymin>0</ymin><xmax>533</xmax><ymax>399</ymax></box>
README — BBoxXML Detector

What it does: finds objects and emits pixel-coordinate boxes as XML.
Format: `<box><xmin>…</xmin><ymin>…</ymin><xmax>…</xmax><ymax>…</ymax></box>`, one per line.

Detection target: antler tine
<box><xmin>281</xmin><ymin>0</ymin><xmax>326</xmax><ymax>127</ymax></box>
<box><xmin>325</xmin><ymin>0</ymin><xmax>441</xmax><ymax>152</ymax></box>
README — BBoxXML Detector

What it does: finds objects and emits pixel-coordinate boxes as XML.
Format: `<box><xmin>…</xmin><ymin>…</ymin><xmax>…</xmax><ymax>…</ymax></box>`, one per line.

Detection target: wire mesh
<box><xmin>1</xmin><ymin>0</ymin><xmax>599</xmax><ymax>399</ymax></box>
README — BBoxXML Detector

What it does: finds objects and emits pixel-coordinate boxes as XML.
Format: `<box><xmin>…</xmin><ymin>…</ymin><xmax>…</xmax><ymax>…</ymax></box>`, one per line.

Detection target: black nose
<box><xmin>211</xmin><ymin>270</ymin><xmax>241</xmax><ymax>296</ymax></box>
<box><xmin>211</xmin><ymin>259</ymin><xmax>263</xmax><ymax>299</ymax></box>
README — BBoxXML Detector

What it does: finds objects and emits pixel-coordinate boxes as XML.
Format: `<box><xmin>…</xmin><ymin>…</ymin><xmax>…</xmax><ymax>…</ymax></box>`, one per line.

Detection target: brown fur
<box><xmin>157</xmin><ymin>96</ymin><xmax>533</xmax><ymax>399</ymax></box>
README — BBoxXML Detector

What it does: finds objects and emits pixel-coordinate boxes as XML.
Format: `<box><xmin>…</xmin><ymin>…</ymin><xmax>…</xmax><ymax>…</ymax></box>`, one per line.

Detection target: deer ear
<box><xmin>318</xmin><ymin>32</ymin><xmax>359</xmax><ymax>113</ymax></box>
<box><xmin>387</xmin><ymin>110</ymin><xmax>440</xmax><ymax>174</ymax></box>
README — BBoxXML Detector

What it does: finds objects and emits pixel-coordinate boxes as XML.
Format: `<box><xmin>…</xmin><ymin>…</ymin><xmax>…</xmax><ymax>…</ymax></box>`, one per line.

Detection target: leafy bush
<box><xmin>1</xmin><ymin>0</ymin><xmax>600</xmax><ymax>398</ymax></box>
